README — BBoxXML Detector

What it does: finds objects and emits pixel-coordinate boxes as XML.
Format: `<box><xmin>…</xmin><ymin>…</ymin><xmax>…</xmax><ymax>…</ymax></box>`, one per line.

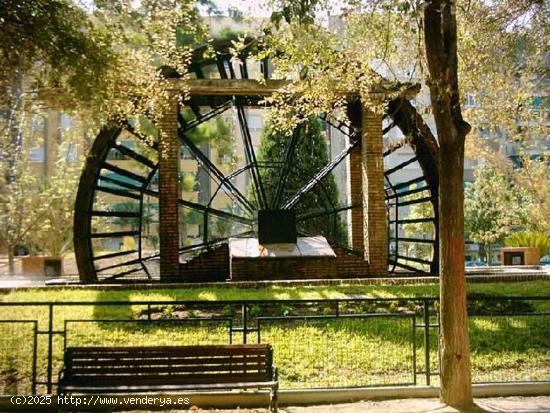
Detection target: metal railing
<box><xmin>0</xmin><ymin>296</ymin><xmax>548</xmax><ymax>394</ymax></box>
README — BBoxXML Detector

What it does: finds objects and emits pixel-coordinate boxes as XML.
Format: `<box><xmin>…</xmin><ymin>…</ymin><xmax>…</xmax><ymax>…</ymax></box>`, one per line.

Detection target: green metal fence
<box><xmin>0</xmin><ymin>296</ymin><xmax>548</xmax><ymax>394</ymax></box>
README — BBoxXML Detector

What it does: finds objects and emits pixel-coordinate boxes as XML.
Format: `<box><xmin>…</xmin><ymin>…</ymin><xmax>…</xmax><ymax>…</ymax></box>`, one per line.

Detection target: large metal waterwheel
<box><xmin>74</xmin><ymin>40</ymin><xmax>439</xmax><ymax>283</ymax></box>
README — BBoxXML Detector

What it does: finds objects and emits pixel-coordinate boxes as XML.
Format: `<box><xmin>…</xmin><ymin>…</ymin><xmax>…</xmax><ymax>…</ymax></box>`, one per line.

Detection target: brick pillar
<box><xmin>349</xmin><ymin>146</ymin><xmax>364</xmax><ymax>251</ymax></box>
<box><xmin>347</xmin><ymin>101</ymin><xmax>364</xmax><ymax>253</ymax></box>
<box><xmin>362</xmin><ymin>98</ymin><xmax>388</xmax><ymax>275</ymax></box>
<box><xmin>158</xmin><ymin>86</ymin><xmax>181</xmax><ymax>281</ymax></box>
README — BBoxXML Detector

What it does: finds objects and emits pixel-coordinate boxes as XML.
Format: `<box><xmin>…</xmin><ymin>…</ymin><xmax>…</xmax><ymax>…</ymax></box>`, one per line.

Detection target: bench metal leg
<box><xmin>270</xmin><ymin>385</ymin><xmax>279</xmax><ymax>413</ymax></box>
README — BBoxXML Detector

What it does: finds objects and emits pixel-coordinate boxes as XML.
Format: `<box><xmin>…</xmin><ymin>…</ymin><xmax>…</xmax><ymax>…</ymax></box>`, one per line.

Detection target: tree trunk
<box><xmin>438</xmin><ymin>137</ymin><xmax>473</xmax><ymax>408</ymax></box>
<box><xmin>487</xmin><ymin>243</ymin><xmax>492</xmax><ymax>266</ymax></box>
<box><xmin>8</xmin><ymin>246</ymin><xmax>15</xmax><ymax>275</ymax></box>
<box><xmin>478</xmin><ymin>243</ymin><xmax>486</xmax><ymax>262</ymax></box>
<box><xmin>423</xmin><ymin>0</ymin><xmax>473</xmax><ymax>409</ymax></box>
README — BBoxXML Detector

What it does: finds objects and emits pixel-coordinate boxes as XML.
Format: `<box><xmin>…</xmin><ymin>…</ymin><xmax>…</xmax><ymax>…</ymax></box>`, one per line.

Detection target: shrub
<box><xmin>181</xmin><ymin>173</ymin><xmax>196</xmax><ymax>192</ymax></box>
<box><xmin>504</xmin><ymin>231</ymin><xmax>550</xmax><ymax>257</ymax></box>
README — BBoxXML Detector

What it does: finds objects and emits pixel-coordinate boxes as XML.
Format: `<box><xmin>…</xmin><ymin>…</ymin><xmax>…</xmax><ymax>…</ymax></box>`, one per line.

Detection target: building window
<box><xmin>29</xmin><ymin>115</ymin><xmax>46</xmax><ymax>163</ymax></box>
<box><xmin>29</xmin><ymin>146</ymin><xmax>45</xmax><ymax>162</ymax></box>
<box><xmin>59</xmin><ymin>113</ymin><xmax>73</xmax><ymax>131</ymax></box>
<box><xmin>247</xmin><ymin>114</ymin><xmax>263</xmax><ymax>130</ymax></box>
<box><xmin>64</xmin><ymin>143</ymin><xmax>78</xmax><ymax>162</ymax></box>
<box><xmin>465</xmin><ymin>93</ymin><xmax>478</xmax><ymax>108</ymax></box>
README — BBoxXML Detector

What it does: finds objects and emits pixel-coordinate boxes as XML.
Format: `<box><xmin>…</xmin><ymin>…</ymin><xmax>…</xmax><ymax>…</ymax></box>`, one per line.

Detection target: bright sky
<box><xmin>78</xmin><ymin>0</ymin><xmax>274</xmax><ymax>17</ymax></box>
<box><xmin>78</xmin><ymin>0</ymin><xmax>348</xmax><ymax>22</ymax></box>
<box><xmin>208</xmin><ymin>0</ymin><xmax>273</xmax><ymax>17</ymax></box>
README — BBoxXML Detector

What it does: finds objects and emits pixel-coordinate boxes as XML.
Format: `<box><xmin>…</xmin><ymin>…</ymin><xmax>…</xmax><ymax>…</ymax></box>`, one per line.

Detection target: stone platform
<box><xmin>229</xmin><ymin>236</ymin><xmax>336</xmax><ymax>258</ymax></box>
<box><xmin>229</xmin><ymin>236</ymin><xmax>337</xmax><ymax>280</ymax></box>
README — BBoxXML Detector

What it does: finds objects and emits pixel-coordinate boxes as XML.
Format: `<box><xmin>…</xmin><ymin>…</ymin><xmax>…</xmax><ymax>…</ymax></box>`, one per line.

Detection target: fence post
<box><xmin>412</xmin><ymin>314</ymin><xmax>417</xmax><ymax>385</ymax></box>
<box><xmin>242</xmin><ymin>304</ymin><xmax>248</xmax><ymax>344</ymax></box>
<box><xmin>47</xmin><ymin>304</ymin><xmax>53</xmax><ymax>393</ymax></box>
<box><xmin>32</xmin><ymin>322</ymin><xmax>38</xmax><ymax>394</ymax></box>
<box><xmin>423</xmin><ymin>299</ymin><xmax>430</xmax><ymax>386</ymax></box>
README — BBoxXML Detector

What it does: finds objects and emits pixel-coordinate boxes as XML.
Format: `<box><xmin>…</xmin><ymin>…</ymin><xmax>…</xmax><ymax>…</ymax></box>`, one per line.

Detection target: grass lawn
<box><xmin>0</xmin><ymin>280</ymin><xmax>549</xmax><ymax>394</ymax></box>
<box><xmin>2</xmin><ymin>279</ymin><xmax>550</xmax><ymax>302</ymax></box>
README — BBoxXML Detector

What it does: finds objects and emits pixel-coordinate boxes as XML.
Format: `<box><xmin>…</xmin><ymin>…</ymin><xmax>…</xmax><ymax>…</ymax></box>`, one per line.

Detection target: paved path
<box><xmin>155</xmin><ymin>397</ymin><xmax>550</xmax><ymax>412</ymax></box>
<box><xmin>280</xmin><ymin>396</ymin><xmax>550</xmax><ymax>412</ymax></box>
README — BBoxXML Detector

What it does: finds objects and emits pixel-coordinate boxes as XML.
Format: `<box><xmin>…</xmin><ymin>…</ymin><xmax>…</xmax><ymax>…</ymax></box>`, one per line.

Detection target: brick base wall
<box><xmin>179</xmin><ymin>244</ymin><xmax>229</xmax><ymax>281</ymax></box>
<box><xmin>230</xmin><ymin>241</ymin><xmax>390</xmax><ymax>280</ymax></box>
<box><xmin>330</xmin><ymin>244</ymin><xmax>371</xmax><ymax>277</ymax></box>
<box><xmin>231</xmin><ymin>256</ymin><xmax>338</xmax><ymax>281</ymax></box>
<box><xmin>178</xmin><ymin>239</ymin><xmax>390</xmax><ymax>281</ymax></box>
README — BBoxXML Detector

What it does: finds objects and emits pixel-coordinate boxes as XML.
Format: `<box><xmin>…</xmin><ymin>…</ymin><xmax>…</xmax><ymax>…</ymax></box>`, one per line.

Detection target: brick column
<box><xmin>347</xmin><ymin>101</ymin><xmax>364</xmax><ymax>253</ymax></box>
<box><xmin>158</xmin><ymin>85</ymin><xmax>181</xmax><ymax>281</ymax></box>
<box><xmin>349</xmin><ymin>146</ymin><xmax>364</xmax><ymax>251</ymax></box>
<box><xmin>362</xmin><ymin>97</ymin><xmax>388</xmax><ymax>275</ymax></box>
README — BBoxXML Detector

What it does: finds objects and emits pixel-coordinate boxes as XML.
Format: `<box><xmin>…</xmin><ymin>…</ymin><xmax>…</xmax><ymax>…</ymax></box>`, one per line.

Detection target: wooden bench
<box><xmin>58</xmin><ymin>344</ymin><xmax>279</xmax><ymax>412</ymax></box>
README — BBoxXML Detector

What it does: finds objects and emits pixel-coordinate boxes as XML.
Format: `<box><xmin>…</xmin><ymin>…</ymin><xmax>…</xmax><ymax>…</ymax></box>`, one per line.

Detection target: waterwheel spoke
<box><xmin>124</xmin><ymin>122</ymin><xmax>159</xmax><ymax>150</ymax></box>
<box><xmin>390</xmin><ymin>176</ymin><xmax>426</xmax><ymax>191</ymax></box>
<box><xmin>236</xmin><ymin>105</ymin><xmax>268</xmax><ymax>209</ymax></box>
<box><xmin>96</xmin><ymin>258</ymin><xmax>143</xmax><ymax>273</ymax></box>
<box><xmin>273</xmin><ymin>127</ymin><xmax>300</xmax><ymax>209</ymax></box>
<box><xmin>177</xmin><ymin>115</ymin><xmax>255</xmax><ymax>214</ymax></box>
<box><xmin>388</xmin><ymin>259</ymin><xmax>429</xmax><ymax>274</ymax></box>
<box><xmin>385</xmin><ymin>156</ymin><xmax>418</xmax><ymax>175</ymax></box>
<box><xmin>97</xmin><ymin>174</ymin><xmax>143</xmax><ymax>193</ymax></box>
<box><xmin>90</xmin><ymin>230</ymin><xmax>140</xmax><ymax>238</ymax></box>
<box><xmin>383</xmin><ymin>139</ymin><xmax>408</xmax><ymax>157</ymax></box>
<box><xmin>112</xmin><ymin>143</ymin><xmax>156</xmax><ymax>169</ymax></box>
<box><xmin>182</xmin><ymin>100</ymin><xmax>232</xmax><ymax>130</ymax></box>
<box><xmin>386</xmin><ymin>185</ymin><xmax>429</xmax><ymax>200</ymax></box>
<box><xmin>319</xmin><ymin>113</ymin><xmax>353</xmax><ymax>138</ymax></box>
<box><xmin>296</xmin><ymin>204</ymin><xmax>359</xmax><ymax>222</ymax></box>
<box><xmin>389</xmin><ymin>217</ymin><xmax>435</xmax><ymax>224</ymax></box>
<box><xmin>114</xmin><ymin>181</ymin><xmax>252</xmax><ymax>225</ymax></box>
<box><xmin>101</xmin><ymin>266</ymin><xmax>143</xmax><ymax>281</ymax></box>
<box><xmin>93</xmin><ymin>250</ymin><xmax>138</xmax><ymax>261</ymax></box>
<box><xmin>143</xmin><ymin>187</ymin><xmax>253</xmax><ymax>225</ymax></box>
<box><xmin>143</xmin><ymin>230</ymin><xmax>255</xmax><ymax>261</ymax></box>
<box><xmin>100</xmin><ymin>162</ymin><xmax>148</xmax><ymax>184</ymax></box>
<box><xmin>282</xmin><ymin>140</ymin><xmax>359</xmax><ymax>210</ymax></box>
<box><xmin>389</xmin><ymin>236</ymin><xmax>435</xmax><ymax>244</ymax></box>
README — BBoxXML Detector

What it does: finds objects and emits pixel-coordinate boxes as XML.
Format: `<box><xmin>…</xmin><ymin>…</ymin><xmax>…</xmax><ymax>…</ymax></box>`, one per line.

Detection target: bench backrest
<box><xmin>62</xmin><ymin>344</ymin><xmax>274</xmax><ymax>385</ymax></box>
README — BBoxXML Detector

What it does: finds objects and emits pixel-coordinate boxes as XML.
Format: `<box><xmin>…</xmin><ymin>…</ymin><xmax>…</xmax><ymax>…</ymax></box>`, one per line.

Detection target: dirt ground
<box><xmin>126</xmin><ymin>396</ymin><xmax>550</xmax><ymax>413</ymax></box>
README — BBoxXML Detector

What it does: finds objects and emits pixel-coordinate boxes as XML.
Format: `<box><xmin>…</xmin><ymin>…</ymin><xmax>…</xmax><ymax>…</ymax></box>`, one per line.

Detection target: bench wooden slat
<box><xmin>69</xmin><ymin>354</ymin><xmax>268</xmax><ymax>364</ymax></box>
<box><xmin>68</xmin><ymin>364</ymin><xmax>269</xmax><ymax>375</ymax></box>
<box><xmin>68</xmin><ymin>344</ymin><xmax>269</xmax><ymax>349</ymax></box>
<box><xmin>65</xmin><ymin>373</ymin><xmax>272</xmax><ymax>385</ymax></box>
<box><xmin>68</xmin><ymin>344</ymin><xmax>269</xmax><ymax>354</ymax></box>
<box><xmin>70</xmin><ymin>355</ymin><xmax>267</xmax><ymax>368</ymax></box>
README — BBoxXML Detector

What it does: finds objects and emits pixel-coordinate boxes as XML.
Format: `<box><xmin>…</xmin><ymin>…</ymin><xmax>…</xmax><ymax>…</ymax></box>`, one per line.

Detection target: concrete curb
<box><xmin>1</xmin><ymin>272</ymin><xmax>548</xmax><ymax>291</ymax></box>
<box><xmin>1</xmin><ymin>382</ymin><xmax>549</xmax><ymax>411</ymax></box>
<box><xmin>281</xmin><ymin>382</ymin><xmax>550</xmax><ymax>405</ymax></box>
